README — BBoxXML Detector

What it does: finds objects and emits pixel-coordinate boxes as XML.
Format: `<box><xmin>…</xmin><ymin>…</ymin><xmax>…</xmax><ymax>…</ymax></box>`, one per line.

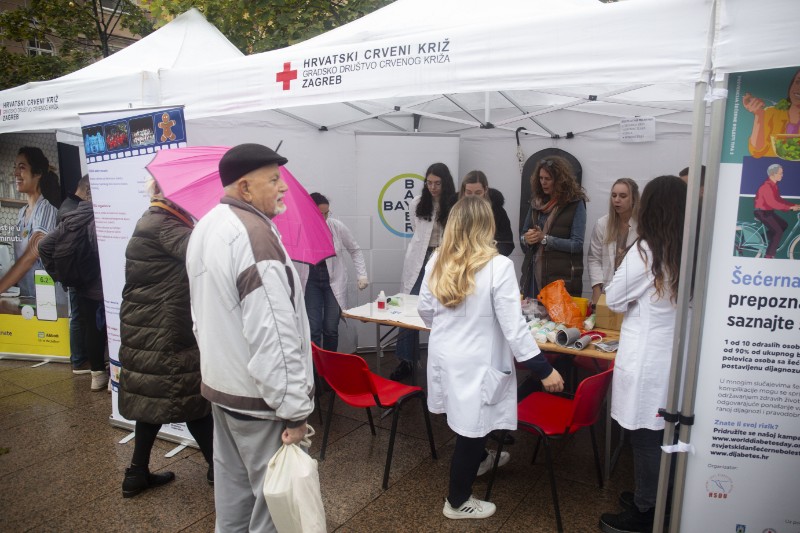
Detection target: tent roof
<box><xmin>155</xmin><ymin>0</ymin><xmax>711</xmax><ymax>138</ymax></box>
<box><xmin>0</xmin><ymin>8</ymin><xmax>242</xmax><ymax>133</ymax></box>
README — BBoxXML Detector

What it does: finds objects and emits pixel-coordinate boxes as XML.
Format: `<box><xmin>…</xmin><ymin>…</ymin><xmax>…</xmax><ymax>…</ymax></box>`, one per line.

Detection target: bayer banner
<box><xmin>681</xmin><ymin>67</ymin><xmax>800</xmax><ymax>532</ymax></box>
<box><xmin>79</xmin><ymin>106</ymin><xmax>196</xmax><ymax>445</ymax></box>
<box><xmin>354</xmin><ymin>132</ymin><xmax>459</xmax><ymax>298</ymax></box>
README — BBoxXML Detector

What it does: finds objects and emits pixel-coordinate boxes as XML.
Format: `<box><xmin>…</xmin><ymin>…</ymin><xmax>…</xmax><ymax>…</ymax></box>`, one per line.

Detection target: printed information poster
<box><xmin>79</xmin><ymin>107</ymin><xmax>196</xmax><ymax>443</ymax></box>
<box><xmin>681</xmin><ymin>67</ymin><xmax>800</xmax><ymax>533</ymax></box>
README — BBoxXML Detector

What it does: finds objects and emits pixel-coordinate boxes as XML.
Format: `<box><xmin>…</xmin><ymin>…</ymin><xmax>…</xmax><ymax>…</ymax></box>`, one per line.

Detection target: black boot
<box><xmin>122</xmin><ymin>466</ymin><xmax>175</xmax><ymax>498</ymax></box>
<box><xmin>206</xmin><ymin>464</ymin><xmax>214</xmax><ymax>486</ymax></box>
<box><xmin>600</xmin><ymin>507</ymin><xmax>655</xmax><ymax>533</ymax></box>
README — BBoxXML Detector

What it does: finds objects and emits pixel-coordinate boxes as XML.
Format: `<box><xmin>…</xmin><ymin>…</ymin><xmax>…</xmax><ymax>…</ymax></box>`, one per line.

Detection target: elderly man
<box><xmin>187</xmin><ymin>144</ymin><xmax>314</xmax><ymax>532</ymax></box>
<box><xmin>754</xmin><ymin>163</ymin><xmax>800</xmax><ymax>258</ymax></box>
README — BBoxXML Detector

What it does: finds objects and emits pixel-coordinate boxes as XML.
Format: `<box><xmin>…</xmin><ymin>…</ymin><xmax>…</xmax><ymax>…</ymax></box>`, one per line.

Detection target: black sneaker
<box><xmin>618</xmin><ymin>491</ymin><xmax>635</xmax><ymax>511</ymax></box>
<box><xmin>599</xmin><ymin>507</ymin><xmax>655</xmax><ymax>533</ymax></box>
<box><xmin>389</xmin><ymin>361</ymin><xmax>413</xmax><ymax>381</ymax></box>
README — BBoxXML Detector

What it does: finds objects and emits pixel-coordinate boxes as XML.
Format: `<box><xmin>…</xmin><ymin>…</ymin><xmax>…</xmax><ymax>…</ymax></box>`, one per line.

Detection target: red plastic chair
<box><xmin>485</xmin><ymin>366</ymin><xmax>614</xmax><ymax>533</ymax></box>
<box><xmin>312</xmin><ymin>344</ymin><xmax>437</xmax><ymax>490</ymax></box>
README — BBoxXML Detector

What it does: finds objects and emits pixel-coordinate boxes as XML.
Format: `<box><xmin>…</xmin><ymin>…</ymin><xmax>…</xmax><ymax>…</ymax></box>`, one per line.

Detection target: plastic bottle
<box><xmin>377</xmin><ymin>290</ymin><xmax>387</xmax><ymax>310</ymax></box>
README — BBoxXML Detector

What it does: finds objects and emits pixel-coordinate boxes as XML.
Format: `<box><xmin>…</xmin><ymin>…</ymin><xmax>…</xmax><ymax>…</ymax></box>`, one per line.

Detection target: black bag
<box><xmin>39</xmin><ymin>206</ymin><xmax>100</xmax><ymax>289</ymax></box>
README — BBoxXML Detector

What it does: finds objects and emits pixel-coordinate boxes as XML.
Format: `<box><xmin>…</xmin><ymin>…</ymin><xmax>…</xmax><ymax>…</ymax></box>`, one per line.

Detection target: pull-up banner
<box><xmin>682</xmin><ymin>67</ymin><xmax>800</xmax><ymax>533</ymax></box>
<box><xmin>79</xmin><ymin>106</ymin><xmax>196</xmax><ymax>444</ymax></box>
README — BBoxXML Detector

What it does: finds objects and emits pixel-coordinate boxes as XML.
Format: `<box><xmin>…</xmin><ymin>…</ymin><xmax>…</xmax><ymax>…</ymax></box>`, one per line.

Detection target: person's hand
<box><xmin>541</xmin><ymin>369</ymin><xmax>565</xmax><ymax>393</ymax></box>
<box><xmin>524</xmin><ymin>227</ymin><xmax>543</xmax><ymax>246</ymax></box>
<box><xmin>282</xmin><ymin>423</ymin><xmax>307</xmax><ymax>445</ymax></box>
<box><xmin>791</xmin><ymin>204</ymin><xmax>800</xmax><ymax>212</ymax></box>
<box><xmin>357</xmin><ymin>276</ymin><xmax>369</xmax><ymax>290</ymax></box>
<box><xmin>742</xmin><ymin>93</ymin><xmax>765</xmax><ymax>116</ymax></box>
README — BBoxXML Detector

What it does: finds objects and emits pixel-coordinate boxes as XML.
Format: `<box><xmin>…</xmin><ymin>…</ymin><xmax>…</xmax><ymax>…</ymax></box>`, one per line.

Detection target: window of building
<box><xmin>26</xmin><ymin>37</ymin><xmax>54</xmax><ymax>57</ymax></box>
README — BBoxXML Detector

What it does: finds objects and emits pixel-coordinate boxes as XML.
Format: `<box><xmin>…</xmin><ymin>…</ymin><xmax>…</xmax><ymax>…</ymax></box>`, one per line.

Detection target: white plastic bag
<box><xmin>263</xmin><ymin>426</ymin><xmax>326</xmax><ymax>533</ymax></box>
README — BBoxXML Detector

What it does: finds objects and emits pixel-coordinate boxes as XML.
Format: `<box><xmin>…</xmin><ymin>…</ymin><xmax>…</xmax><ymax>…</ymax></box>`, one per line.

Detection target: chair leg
<box><xmin>419</xmin><ymin>394</ymin><xmax>437</xmax><ymax>460</ymax></box>
<box><xmin>541</xmin><ymin>437</ymin><xmax>563</xmax><ymax>533</ymax></box>
<box><xmin>532</xmin><ymin>435</ymin><xmax>542</xmax><ymax>464</ymax></box>
<box><xmin>589</xmin><ymin>425</ymin><xmax>603</xmax><ymax>489</ymax></box>
<box><xmin>484</xmin><ymin>430</ymin><xmax>508</xmax><ymax>501</ymax></box>
<box><xmin>366</xmin><ymin>407</ymin><xmax>376</xmax><ymax>435</ymax></box>
<box><xmin>382</xmin><ymin>402</ymin><xmax>402</xmax><ymax>490</ymax></box>
<box><xmin>320</xmin><ymin>392</ymin><xmax>336</xmax><ymax>461</ymax></box>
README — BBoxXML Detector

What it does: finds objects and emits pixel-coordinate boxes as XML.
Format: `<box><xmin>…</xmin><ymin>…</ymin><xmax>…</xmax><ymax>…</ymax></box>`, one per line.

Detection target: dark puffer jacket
<box><xmin>488</xmin><ymin>188</ymin><xmax>515</xmax><ymax>256</ymax></box>
<box><xmin>118</xmin><ymin>203</ymin><xmax>210</xmax><ymax>424</ymax></box>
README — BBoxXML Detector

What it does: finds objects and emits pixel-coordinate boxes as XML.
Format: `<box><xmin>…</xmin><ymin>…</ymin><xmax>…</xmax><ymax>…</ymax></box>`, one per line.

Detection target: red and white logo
<box><xmin>276</xmin><ymin>62</ymin><xmax>298</xmax><ymax>90</ymax></box>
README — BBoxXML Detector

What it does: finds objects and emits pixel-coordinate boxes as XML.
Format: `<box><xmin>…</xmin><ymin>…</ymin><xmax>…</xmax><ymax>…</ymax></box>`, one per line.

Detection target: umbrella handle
<box><xmin>515</xmin><ymin>126</ymin><xmax>527</xmax><ymax>146</ymax></box>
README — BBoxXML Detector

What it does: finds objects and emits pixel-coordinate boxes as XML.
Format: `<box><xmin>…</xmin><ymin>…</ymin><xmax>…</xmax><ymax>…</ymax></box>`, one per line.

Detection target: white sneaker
<box><xmin>90</xmin><ymin>370</ymin><xmax>108</xmax><ymax>392</ymax></box>
<box><xmin>477</xmin><ymin>449</ymin><xmax>510</xmax><ymax>476</ymax></box>
<box><xmin>443</xmin><ymin>496</ymin><xmax>496</xmax><ymax>519</ymax></box>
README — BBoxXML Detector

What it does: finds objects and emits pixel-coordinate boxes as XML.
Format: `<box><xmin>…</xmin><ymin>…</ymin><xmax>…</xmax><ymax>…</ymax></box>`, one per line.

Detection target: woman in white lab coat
<box><xmin>418</xmin><ymin>196</ymin><xmax>564</xmax><ymax>520</ymax></box>
<box><xmin>599</xmin><ymin>176</ymin><xmax>686</xmax><ymax>533</ymax></box>
<box><xmin>296</xmin><ymin>193</ymin><xmax>369</xmax><ymax>351</ymax></box>
<box><xmin>587</xmin><ymin>177</ymin><xmax>640</xmax><ymax>305</ymax></box>
<box><xmin>391</xmin><ymin>162</ymin><xmax>457</xmax><ymax>381</ymax></box>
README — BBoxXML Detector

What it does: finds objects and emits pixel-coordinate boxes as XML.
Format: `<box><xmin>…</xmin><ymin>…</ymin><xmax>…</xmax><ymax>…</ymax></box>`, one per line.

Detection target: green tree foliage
<box><xmin>144</xmin><ymin>0</ymin><xmax>393</xmax><ymax>54</ymax></box>
<box><xmin>0</xmin><ymin>0</ymin><xmax>153</xmax><ymax>90</ymax></box>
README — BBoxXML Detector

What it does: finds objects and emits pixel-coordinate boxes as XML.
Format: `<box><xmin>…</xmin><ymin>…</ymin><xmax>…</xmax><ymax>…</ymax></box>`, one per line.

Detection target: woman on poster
<box><xmin>743</xmin><ymin>68</ymin><xmax>800</xmax><ymax>158</ymax></box>
<box><xmin>0</xmin><ymin>147</ymin><xmax>58</xmax><ymax>297</ymax></box>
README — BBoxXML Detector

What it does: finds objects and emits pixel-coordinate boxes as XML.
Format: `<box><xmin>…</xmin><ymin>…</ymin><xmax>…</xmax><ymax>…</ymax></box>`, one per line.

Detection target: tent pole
<box><xmin>651</xmin><ymin>76</ymin><xmax>707</xmax><ymax>533</ymax></box>
<box><xmin>653</xmin><ymin>1</ymin><xmax>719</xmax><ymax>530</ymax></box>
<box><xmin>667</xmin><ymin>75</ymin><xmax>728</xmax><ymax>533</ymax></box>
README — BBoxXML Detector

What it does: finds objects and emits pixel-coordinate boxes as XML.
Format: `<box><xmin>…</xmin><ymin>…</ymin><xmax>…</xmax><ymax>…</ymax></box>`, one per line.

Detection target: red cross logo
<box><xmin>276</xmin><ymin>62</ymin><xmax>298</xmax><ymax>90</ymax></box>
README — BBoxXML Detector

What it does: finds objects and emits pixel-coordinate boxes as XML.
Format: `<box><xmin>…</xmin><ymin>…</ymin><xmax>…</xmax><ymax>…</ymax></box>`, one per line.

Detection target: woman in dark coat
<box><xmin>459</xmin><ymin>170</ymin><xmax>515</xmax><ymax>256</ymax></box>
<box><xmin>118</xmin><ymin>179</ymin><xmax>213</xmax><ymax>498</ymax></box>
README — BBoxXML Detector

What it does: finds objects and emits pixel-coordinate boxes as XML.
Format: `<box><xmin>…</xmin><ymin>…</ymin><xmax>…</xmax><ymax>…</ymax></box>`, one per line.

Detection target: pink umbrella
<box><xmin>146</xmin><ymin>145</ymin><xmax>334</xmax><ymax>265</ymax></box>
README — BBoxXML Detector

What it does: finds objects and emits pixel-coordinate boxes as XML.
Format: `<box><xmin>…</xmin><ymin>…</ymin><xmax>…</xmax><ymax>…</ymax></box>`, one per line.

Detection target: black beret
<box><xmin>219</xmin><ymin>144</ymin><xmax>288</xmax><ymax>187</ymax></box>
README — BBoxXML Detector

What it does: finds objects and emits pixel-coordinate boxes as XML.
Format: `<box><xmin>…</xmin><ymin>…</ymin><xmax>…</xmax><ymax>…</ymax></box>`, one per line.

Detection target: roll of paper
<box><xmin>556</xmin><ymin>327</ymin><xmax>581</xmax><ymax>347</ymax></box>
<box><xmin>573</xmin><ymin>335</ymin><xmax>594</xmax><ymax>350</ymax></box>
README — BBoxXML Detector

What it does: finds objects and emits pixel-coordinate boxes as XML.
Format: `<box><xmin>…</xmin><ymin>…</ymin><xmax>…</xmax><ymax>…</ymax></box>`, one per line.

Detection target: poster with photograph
<box><xmin>682</xmin><ymin>67</ymin><xmax>800</xmax><ymax>533</ymax></box>
<box><xmin>79</xmin><ymin>106</ymin><xmax>195</xmax><ymax>443</ymax></box>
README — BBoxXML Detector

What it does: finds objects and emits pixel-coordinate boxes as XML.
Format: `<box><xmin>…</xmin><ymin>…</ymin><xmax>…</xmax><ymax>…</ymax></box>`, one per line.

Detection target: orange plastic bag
<box><xmin>537</xmin><ymin>280</ymin><xmax>583</xmax><ymax>329</ymax></box>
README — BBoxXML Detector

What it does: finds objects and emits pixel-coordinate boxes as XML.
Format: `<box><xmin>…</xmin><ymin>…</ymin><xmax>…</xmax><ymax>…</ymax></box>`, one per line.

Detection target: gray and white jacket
<box><xmin>187</xmin><ymin>196</ymin><xmax>313</xmax><ymax>427</ymax></box>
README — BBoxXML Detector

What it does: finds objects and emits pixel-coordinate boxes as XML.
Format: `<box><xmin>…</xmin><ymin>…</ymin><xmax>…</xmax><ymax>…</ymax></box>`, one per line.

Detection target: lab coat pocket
<box><xmin>481</xmin><ymin>367</ymin><xmax>514</xmax><ymax>406</ymax></box>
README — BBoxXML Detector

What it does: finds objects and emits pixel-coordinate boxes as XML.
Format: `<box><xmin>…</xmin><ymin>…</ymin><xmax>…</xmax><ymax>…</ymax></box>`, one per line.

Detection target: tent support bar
<box><xmin>498</xmin><ymin>91</ymin><xmax>557</xmax><ymax>137</ymax></box>
<box><xmin>397</xmin><ymin>107</ymin><xmax>480</xmax><ymax>128</ymax></box>
<box><xmin>442</xmin><ymin>94</ymin><xmax>485</xmax><ymax>126</ymax></box>
<box><xmin>271</xmin><ymin>109</ymin><xmax>323</xmax><ymax>130</ymax></box>
<box><xmin>326</xmin><ymin>103</ymin><xmax>407</xmax><ymax>131</ymax></box>
<box><xmin>493</xmin><ymin>84</ymin><xmax>653</xmax><ymax>128</ymax></box>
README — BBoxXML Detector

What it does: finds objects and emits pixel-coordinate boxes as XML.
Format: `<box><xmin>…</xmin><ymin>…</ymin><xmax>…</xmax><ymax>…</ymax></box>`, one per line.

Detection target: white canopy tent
<box><xmin>1</xmin><ymin>0</ymin><xmax>797</xmax><ymax>529</ymax></box>
<box><xmin>0</xmin><ymin>8</ymin><xmax>243</xmax><ymax>135</ymax></box>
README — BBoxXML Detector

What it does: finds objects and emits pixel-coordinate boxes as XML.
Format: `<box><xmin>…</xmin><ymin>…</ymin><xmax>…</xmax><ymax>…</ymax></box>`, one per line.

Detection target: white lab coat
<box><xmin>295</xmin><ymin>217</ymin><xmax>368</xmax><ymax>311</ymax></box>
<box><xmin>587</xmin><ymin>214</ymin><xmax>638</xmax><ymax>290</ymax></box>
<box><xmin>418</xmin><ymin>254</ymin><xmax>540</xmax><ymax>438</ymax></box>
<box><xmin>605</xmin><ymin>241</ymin><xmax>676</xmax><ymax>431</ymax></box>
<box><xmin>400</xmin><ymin>196</ymin><xmax>436</xmax><ymax>294</ymax></box>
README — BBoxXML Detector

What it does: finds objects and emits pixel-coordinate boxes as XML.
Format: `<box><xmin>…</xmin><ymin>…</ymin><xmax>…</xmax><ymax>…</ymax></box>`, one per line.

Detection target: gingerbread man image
<box><xmin>158</xmin><ymin>112</ymin><xmax>177</xmax><ymax>142</ymax></box>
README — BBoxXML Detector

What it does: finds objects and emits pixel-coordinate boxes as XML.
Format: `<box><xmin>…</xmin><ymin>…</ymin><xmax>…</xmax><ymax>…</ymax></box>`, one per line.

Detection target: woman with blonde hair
<box><xmin>418</xmin><ymin>196</ymin><xmax>564</xmax><ymax>520</ymax></box>
<box><xmin>588</xmin><ymin>177</ymin><xmax>640</xmax><ymax>304</ymax></box>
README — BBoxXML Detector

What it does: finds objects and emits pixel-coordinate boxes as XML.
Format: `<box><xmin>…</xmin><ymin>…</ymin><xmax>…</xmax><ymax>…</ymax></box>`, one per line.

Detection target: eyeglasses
<box><xmin>425</xmin><ymin>180</ymin><xmax>442</xmax><ymax>189</ymax></box>
<box><xmin>539</xmin><ymin>159</ymin><xmax>553</xmax><ymax>168</ymax></box>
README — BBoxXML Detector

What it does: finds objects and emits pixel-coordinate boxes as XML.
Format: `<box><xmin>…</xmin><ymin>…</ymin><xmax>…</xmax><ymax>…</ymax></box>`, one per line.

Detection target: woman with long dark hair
<box><xmin>520</xmin><ymin>156</ymin><xmax>587</xmax><ymax>298</ymax></box>
<box><xmin>599</xmin><ymin>176</ymin><xmax>686</xmax><ymax>533</ymax></box>
<box><xmin>419</xmin><ymin>196</ymin><xmax>563</xmax><ymax>520</ymax></box>
<box><xmin>391</xmin><ymin>162</ymin><xmax>456</xmax><ymax>380</ymax></box>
